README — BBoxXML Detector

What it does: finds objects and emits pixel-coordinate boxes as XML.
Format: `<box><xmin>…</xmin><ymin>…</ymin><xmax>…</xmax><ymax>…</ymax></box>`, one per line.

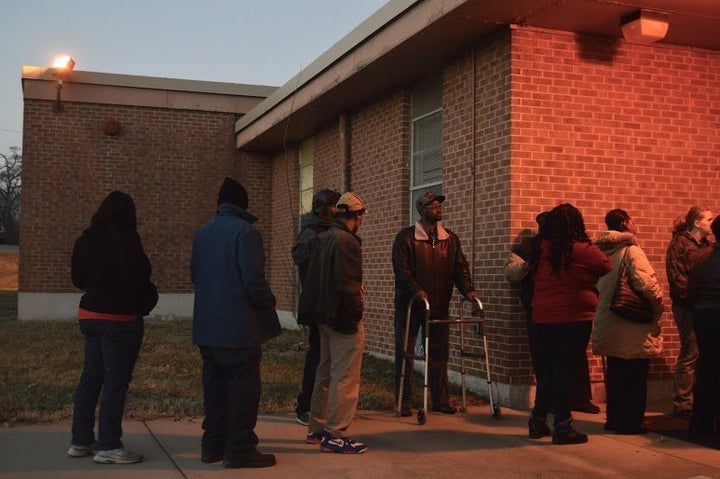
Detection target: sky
<box><xmin>0</xmin><ymin>0</ymin><xmax>389</xmax><ymax>152</ymax></box>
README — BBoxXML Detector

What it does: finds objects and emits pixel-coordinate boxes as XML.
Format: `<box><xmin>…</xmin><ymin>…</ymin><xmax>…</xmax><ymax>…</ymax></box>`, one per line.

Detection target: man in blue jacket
<box><xmin>191</xmin><ymin>177</ymin><xmax>280</xmax><ymax>469</ymax></box>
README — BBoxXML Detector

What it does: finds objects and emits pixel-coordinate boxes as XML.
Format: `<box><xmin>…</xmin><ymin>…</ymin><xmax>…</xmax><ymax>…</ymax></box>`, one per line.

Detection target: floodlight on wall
<box><xmin>620</xmin><ymin>10</ymin><xmax>669</xmax><ymax>44</ymax></box>
<box><xmin>50</xmin><ymin>56</ymin><xmax>75</xmax><ymax>112</ymax></box>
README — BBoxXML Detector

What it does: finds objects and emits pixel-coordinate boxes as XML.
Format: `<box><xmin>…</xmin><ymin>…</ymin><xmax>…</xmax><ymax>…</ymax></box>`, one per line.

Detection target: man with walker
<box><xmin>392</xmin><ymin>190</ymin><xmax>479</xmax><ymax>417</ymax></box>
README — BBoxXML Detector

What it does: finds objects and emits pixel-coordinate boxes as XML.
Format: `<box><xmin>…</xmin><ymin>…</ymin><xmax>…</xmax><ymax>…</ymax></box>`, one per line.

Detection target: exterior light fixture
<box><xmin>50</xmin><ymin>55</ymin><xmax>75</xmax><ymax>112</ymax></box>
<box><xmin>620</xmin><ymin>10</ymin><xmax>669</xmax><ymax>44</ymax></box>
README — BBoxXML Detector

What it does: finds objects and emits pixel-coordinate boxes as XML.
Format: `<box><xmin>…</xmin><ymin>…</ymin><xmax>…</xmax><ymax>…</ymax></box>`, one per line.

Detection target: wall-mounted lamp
<box><xmin>620</xmin><ymin>10</ymin><xmax>669</xmax><ymax>44</ymax></box>
<box><xmin>50</xmin><ymin>56</ymin><xmax>75</xmax><ymax>112</ymax></box>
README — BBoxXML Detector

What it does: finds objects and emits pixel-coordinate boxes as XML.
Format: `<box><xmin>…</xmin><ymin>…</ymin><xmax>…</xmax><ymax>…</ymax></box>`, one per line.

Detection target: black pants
<box><xmin>199</xmin><ymin>346</ymin><xmax>261</xmax><ymax>459</ymax></box>
<box><xmin>691</xmin><ymin>308</ymin><xmax>720</xmax><ymax>433</ymax></box>
<box><xmin>71</xmin><ymin>318</ymin><xmax>144</xmax><ymax>450</ymax></box>
<box><xmin>605</xmin><ymin>356</ymin><xmax>649</xmax><ymax>433</ymax></box>
<box><xmin>526</xmin><ymin>312</ymin><xmax>593</xmax><ymax>407</ymax></box>
<box><xmin>296</xmin><ymin>322</ymin><xmax>320</xmax><ymax>414</ymax></box>
<box><xmin>394</xmin><ymin>307</ymin><xmax>450</xmax><ymax>408</ymax></box>
<box><xmin>531</xmin><ymin>321</ymin><xmax>592</xmax><ymax>424</ymax></box>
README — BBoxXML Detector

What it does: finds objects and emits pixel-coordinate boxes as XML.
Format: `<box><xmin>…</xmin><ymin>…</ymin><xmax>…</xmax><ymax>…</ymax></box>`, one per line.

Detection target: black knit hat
<box><xmin>217</xmin><ymin>177</ymin><xmax>249</xmax><ymax>209</ymax></box>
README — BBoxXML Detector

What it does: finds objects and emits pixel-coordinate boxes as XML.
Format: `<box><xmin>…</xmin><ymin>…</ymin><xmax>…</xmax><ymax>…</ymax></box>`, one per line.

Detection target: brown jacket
<box><xmin>392</xmin><ymin>222</ymin><xmax>474</xmax><ymax>319</ymax></box>
<box><xmin>297</xmin><ymin>221</ymin><xmax>363</xmax><ymax>334</ymax></box>
<box><xmin>666</xmin><ymin>230</ymin><xmax>711</xmax><ymax>310</ymax></box>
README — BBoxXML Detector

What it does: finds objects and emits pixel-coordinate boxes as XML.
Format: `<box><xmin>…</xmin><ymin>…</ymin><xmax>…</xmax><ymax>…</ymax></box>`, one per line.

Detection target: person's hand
<box><xmin>413</xmin><ymin>290</ymin><xmax>428</xmax><ymax>305</ymax></box>
<box><xmin>466</xmin><ymin>292</ymin><xmax>484</xmax><ymax>318</ymax></box>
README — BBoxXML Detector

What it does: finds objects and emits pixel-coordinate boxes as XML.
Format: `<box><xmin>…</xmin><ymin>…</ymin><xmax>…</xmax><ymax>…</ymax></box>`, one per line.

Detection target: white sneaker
<box><xmin>67</xmin><ymin>442</ymin><xmax>96</xmax><ymax>457</ymax></box>
<box><xmin>93</xmin><ymin>448</ymin><xmax>143</xmax><ymax>464</ymax></box>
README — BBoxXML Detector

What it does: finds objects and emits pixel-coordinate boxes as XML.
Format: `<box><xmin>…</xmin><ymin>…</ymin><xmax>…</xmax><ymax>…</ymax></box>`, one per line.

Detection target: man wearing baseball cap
<box><xmin>298</xmin><ymin>191</ymin><xmax>368</xmax><ymax>454</ymax></box>
<box><xmin>392</xmin><ymin>190</ymin><xmax>479</xmax><ymax>417</ymax></box>
<box><xmin>291</xmin><ymin>189</ymin><xmax>341</xmax><ymax>427</ymax></box>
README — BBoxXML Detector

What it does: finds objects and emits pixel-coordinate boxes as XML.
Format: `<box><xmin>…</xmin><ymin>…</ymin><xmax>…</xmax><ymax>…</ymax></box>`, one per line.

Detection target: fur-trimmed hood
<box><xmin>594</xmin><ymin>230</ymin><xmax>637</xmax><ymax>256</ymax></box>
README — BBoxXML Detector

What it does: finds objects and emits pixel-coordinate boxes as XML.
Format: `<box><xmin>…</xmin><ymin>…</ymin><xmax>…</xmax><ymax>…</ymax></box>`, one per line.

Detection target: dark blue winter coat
<box><xmin>191</xmin><ymin>203</ymin><xmax>280</xmax><ymax>348</ymax></box>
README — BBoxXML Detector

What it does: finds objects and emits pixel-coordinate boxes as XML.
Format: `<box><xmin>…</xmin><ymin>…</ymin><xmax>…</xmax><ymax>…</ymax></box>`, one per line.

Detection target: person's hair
<box><xmin>673</xmin><ymin>206</ymin><xmax>710</xmax><ymax>234</ymax></box>
<box><xmin>605</xmin><ymin>209</ymin><xmax>631</xmax><ymax>232</ymax></box>
<box><xmin>90</xmin><ymin>191</ymin><xmax>137</xmax><ymax>232</ymax></box>
<box><xmin>531</xmin><ymin>203</ymin><xmax>590</xmax><ymax>275</ymax></box>
<box><xmin>711</xmin><ymin>215</ymin><xmax>720</xmax><ymax>240</ymax></box>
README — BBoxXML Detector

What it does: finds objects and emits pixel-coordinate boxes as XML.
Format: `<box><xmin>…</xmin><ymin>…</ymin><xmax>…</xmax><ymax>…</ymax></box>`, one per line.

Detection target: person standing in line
<box><xmin>191</xmin><ymin>177</ymin><xmax>280</xmax><ymax>469</ymax></box>
<box><xmin>528</xmin><ymin>203</ymin><xmax>612</xmax><ymax>445</ymax></box>
<box><xmin>392</xmin><ymin>191</ymin><xmax>479</xmax><ymax>417</ymax></box>
<box><xmin>298</xmin><ymin>192</ymin><xmax>368</xmax><ymax>454</ymax></box>
<box><xmin>291</xmin><ymin>189</ymin><xmax>340</xmax><ymax>426</ymax></box>
<box><xmin>593</xmin><ymin>209</ymin><xmax>663</xmax><ymax>435</ymax></box>
<box><xmin>666</xmin><ymin>206</ymin><xmax>713</xmax><ymax>419</ymax></box>
<box><xmin>686</xmin><ymin>216</ymin><xmax>720</xmax><ymax>436</ymax></box>
<box><xmin>505</xmin><ymin>212</ymin><xmax>601</xmax><ymax>415</ymax></box>
<box><xmin>69</xmin><ymin>191</ymin><xmax>158</xmax><ymax>464</ymax></box>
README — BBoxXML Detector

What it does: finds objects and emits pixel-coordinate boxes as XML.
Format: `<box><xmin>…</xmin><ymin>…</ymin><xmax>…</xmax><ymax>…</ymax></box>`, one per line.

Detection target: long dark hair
<box><xmin>532</xmin><ymin>203</ymin><xmax>590</xmax><ymax>275</ymax></box>
<box><xmin>90</xmin><ymin>191</ymin><xmax>137</xmax><ymax>232</ymax></box>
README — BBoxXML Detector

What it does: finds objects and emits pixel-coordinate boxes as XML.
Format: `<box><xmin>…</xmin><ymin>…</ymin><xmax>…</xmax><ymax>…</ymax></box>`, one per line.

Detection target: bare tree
<box><xmin>0</xmin><ymin>147</ymin><xmax>21</xmax><ymax>244</ymax></box>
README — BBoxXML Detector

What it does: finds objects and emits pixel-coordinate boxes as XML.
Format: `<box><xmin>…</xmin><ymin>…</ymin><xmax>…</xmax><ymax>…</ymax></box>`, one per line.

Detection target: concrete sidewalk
<box><xmin>2</xmin><ymin>405</ymin><xmax>719</xmax><ymax>479</ymax></box>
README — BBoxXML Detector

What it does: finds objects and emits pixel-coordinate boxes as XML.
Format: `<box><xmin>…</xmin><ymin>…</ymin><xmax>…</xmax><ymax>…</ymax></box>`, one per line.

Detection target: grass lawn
<box><xmin>0</xmin><ymin>250</ymin><xmax>481</xmax><ymax>425</ymax></box>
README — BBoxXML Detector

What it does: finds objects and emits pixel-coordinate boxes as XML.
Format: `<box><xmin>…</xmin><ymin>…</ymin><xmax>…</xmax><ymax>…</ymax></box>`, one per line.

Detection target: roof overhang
<box><xmin>22</xmin><ymin>66</ymin><xmax>278</xmax><ymax>114</ymax></box>
<box><xmin>235</xmin><ymin>0</ymin><xmax>720</xmax><ymax>153</ymax></box>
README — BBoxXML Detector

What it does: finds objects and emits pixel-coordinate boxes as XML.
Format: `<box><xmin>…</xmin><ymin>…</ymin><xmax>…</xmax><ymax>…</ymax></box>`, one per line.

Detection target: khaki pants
<box><xmin>308</xmin><ymin>321</ymin><xmax>365</xmax><ymax>438</ymax></box>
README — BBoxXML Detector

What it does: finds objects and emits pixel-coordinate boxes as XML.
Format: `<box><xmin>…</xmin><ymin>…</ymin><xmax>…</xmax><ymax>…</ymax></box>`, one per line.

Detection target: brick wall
<box><xmin>347</xmin><ymin>90</ymin><xmax>410</xmax><ymax>357</ymax></box>
<box><xmin>20</xmin><ymin>100</ymin><xmax>242</xmax><ymax>294</ymax></box>
<box><xmin>510</xmin><ymin>27</ymin><xmax>720</xmax><ymax>383</ymax></box>
<box><xmin>265</xmin><ymin>148</ymin><xmax>300</xmax><ymax>312</ymax></box>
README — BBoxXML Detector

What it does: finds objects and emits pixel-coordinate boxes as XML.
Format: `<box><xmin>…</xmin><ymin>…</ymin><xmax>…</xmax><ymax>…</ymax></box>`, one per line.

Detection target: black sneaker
<box><xmin>296</xmin><ymin>411</ymin><xmax>310</xmax><ymax>426</ymax></box>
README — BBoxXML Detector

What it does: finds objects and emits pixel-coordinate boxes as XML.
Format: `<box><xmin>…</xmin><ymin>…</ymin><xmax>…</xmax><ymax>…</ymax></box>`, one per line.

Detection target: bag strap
<box><xmin>615</xmin><ymin>246</ymin><xmax>630</xmax><ymax>288</ymax></box>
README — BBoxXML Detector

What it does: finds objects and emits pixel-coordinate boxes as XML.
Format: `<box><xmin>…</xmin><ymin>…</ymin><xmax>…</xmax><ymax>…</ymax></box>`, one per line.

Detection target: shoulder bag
<box><xmin>609</xmin><ymin>247</ymin><xmax>655</xmax><ymax>323</ymax></box>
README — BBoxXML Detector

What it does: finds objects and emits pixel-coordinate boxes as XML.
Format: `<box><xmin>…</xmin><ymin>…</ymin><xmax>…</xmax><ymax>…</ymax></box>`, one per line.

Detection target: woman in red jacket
<box><xmin>528</xmin><ymin>203</ymin><xmax>612</xmax><ymax>445</ymax></box>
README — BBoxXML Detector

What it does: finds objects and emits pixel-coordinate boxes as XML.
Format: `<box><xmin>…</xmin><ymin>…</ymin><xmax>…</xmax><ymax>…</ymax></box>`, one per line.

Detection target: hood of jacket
<box><xmin>299</xmin><ymin>211</ymin><xmax>333</xmax><ymax>233</ymax></box>
<box><xmin>594</xmin><ymin>230</ymin><xmax>637</xmax><ymax>256</ymax></box>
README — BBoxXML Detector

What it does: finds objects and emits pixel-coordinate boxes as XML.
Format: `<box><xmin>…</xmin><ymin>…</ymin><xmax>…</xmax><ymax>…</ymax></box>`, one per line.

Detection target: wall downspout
<box><xmin>471</xmin><ymin>48</ymin><xmax>477</xmax><ymax>284</ymax></box>
<box><xmin>339</xmin><ymin>112</ymin><xmax>351</xmax><ymax>191</ymax></box>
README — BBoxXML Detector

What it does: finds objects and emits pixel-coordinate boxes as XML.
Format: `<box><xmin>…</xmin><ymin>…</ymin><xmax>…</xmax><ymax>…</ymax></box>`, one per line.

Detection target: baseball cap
<box><xmin>336</xmin><ymin>192</ymin><xmax>366</xmax><ymax>215</ymax></box>
<box><xmin>415</xmin><ymin>191</ymin><xmax>445</xmax><ymax>213</ymax></box>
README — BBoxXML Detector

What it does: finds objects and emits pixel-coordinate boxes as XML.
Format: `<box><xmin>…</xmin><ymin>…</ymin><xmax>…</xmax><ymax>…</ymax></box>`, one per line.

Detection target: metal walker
<box><xmin>396</xmin><ymin>296</ymin><xmax>501</xmax><ymax>424</ymax></box>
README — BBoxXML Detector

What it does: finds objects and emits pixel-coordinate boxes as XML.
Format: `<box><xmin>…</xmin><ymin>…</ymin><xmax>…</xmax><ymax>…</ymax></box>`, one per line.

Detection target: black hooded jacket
<box><xmin>71</xmin><ymin>192</ymin><xmax>158</xmax><ymax>316</ymax></box>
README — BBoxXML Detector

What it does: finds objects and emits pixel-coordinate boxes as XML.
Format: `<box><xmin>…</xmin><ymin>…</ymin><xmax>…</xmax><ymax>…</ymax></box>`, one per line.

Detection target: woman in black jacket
<box><xmin>68</xmin><ymin>191</ymin><xmax>158</xmax><ymax>464</ymax></box>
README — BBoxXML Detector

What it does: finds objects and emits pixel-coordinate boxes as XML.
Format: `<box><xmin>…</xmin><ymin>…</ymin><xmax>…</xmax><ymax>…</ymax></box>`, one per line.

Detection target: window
<box><xmin>410</xmin><ymin>73</ymin><xmax>442</xmax><ymax>224</ymax></box>
<box><xmin>299</xmin><ymin>139</ymin><xmax>314</xmax><ymax>217</ymax></box>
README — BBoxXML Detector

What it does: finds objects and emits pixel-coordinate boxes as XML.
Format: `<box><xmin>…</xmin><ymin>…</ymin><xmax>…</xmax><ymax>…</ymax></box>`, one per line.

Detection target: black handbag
<box><xmin>609</xmin><ymin>247</ymin><xmax>655</xmax><ymax>323</ymax></box>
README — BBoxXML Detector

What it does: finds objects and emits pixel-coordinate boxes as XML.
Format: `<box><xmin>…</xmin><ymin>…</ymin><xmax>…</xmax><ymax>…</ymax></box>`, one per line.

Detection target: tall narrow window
<box><xmin>299</xmin><ymin>139</ymin><xmax>314</xmax><ymax>218</ymax></box>
<box><xmin>410</xmin><ymin>73</ymin><xmax>442</xmax><ymax>224</ymax></box>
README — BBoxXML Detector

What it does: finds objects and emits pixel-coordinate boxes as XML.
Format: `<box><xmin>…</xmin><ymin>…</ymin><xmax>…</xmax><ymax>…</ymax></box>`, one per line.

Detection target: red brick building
<box><xmin>21</xmin><ymin>0</ymin><xmax>720</xmax><ymax>407</ymax></box>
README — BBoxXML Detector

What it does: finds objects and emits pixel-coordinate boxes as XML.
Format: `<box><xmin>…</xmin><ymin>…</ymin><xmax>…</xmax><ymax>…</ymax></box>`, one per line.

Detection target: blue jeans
<box><xmin>71</xmin><ymin>318</ymin><xmax>144</xmax><ymax>450</ymax></box>
<box><xmin>672</xmin><ymin>305</ymin><xmax>698</xmax><ymax>412</ymax></box>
